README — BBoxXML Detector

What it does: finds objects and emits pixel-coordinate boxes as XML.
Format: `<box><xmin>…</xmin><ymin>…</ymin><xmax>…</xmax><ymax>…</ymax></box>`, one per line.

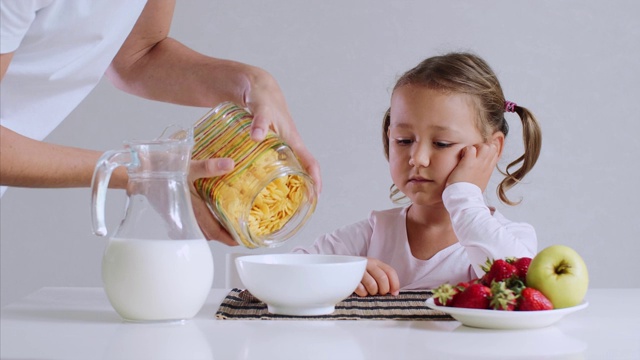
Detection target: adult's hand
<box><xmin>107</xmin><ymin>0</ymin><xmax>322</xmax><ymax>195</ymax></box>
<box><xmin>105</xmin><ymin>0</ymin><xmax>322</xmax><ymax>238</ymax></box>
<box><xmin>242</xmin><ymin>70</ymin><xmax>322</xmax><ymax>195</ymax></box>
<box><xmin>188</xmin><ymin>157</ymin><xmax>238</xmax><ymax>245</ymax></box>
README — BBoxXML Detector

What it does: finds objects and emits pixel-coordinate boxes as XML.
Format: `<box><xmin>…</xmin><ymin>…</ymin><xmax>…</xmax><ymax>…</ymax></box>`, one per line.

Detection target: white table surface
<box><xmin>1</xmin><ymin>287</ymin><xmax>639</xmax><ymax>360</ymax></box>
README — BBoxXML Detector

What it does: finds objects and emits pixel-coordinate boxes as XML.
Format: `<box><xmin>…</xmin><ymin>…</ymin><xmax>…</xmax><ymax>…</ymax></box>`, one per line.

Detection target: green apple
<box><xmin>526</xmin><ymin>245</ymin><xmax>589</xmax><ymax>309</ymax></box>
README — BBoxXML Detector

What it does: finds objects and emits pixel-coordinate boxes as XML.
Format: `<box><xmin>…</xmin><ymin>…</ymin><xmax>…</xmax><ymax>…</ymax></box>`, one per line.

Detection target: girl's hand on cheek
<box><xmin>355</xmin><ymin>258</ymin><xmax>400</xmax><ymax>297</ymax></box>
<box><xmin>446</xmin><ymin>143</ymin><xmax>499</xmax><ymax>191</ymax></box>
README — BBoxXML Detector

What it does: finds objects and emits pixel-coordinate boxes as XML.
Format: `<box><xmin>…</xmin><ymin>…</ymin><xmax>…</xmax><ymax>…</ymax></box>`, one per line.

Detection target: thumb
<box><xmin>249</xmin><ymin>112</ymin><xmax>270</xmax><ymax>142</ymax></box>
<box><xmin>190</xmin><ymin>158</ymin><xmax>234</xmax><ymax>180</ymax></box>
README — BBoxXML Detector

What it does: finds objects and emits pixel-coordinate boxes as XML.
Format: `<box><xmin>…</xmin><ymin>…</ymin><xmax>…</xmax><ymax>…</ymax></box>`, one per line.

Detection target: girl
<box><xmin>293</xmin><ymin>52</ymin><xmax>542</xmax><ymax>297</ymax></box>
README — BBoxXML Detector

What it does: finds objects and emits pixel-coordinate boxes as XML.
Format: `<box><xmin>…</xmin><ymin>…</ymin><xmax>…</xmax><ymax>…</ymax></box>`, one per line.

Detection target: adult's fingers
<box><xmin>189</xmin><ymin>158</ymin><xmax>234</xmax><ymax>180</ymax></box>
<box><xmin>290</xmin><ymin>143</ymin><xmax>322</xmax><ymax>194</ymax></box>
<box><xmin>188</xmin><ymin>158</ymin><xmax>236</xmax><ymax>246</ymax></box>
<box><xmin>250</xmin><ymin>109</ymin><xmax>322</xmax><ymax>194</ymax></box>
<box><xmin>190</xmin><ymin>192</ymin><xmax>238</xmax><ymax>246</ymax></box>
<box><xmin>249</xmin><ymin>112</ymin><xmax>270</xmax><ymax>142</ymax></box>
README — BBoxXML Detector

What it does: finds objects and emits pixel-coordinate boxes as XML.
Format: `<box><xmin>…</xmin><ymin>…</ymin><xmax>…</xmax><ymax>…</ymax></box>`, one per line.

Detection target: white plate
<box><xmin>425</xmin><ymin>298</ymin><xmax>588</xmax><ymax>330</ymax></box>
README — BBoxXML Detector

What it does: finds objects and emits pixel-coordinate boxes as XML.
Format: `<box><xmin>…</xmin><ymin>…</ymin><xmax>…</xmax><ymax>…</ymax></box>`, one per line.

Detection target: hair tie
<box><xmin>504</xmin><ymin>101</ymin><xmax>517</xmax><ymax>113</ymax></box>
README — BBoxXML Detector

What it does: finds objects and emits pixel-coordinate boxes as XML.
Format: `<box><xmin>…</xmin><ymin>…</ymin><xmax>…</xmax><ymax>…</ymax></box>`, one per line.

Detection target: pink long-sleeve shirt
<box><xmin>292</xmin><ymin>182</ymin><xmax>537</xmax><ymax>290</ymax></box>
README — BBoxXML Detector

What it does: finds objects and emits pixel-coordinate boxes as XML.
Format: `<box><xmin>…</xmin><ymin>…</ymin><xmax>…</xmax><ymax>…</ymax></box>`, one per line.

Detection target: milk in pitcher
<box><xmin>102</xmin><ymin>238</ymin><xmax>213</xmax><ymax>322</ymax></box>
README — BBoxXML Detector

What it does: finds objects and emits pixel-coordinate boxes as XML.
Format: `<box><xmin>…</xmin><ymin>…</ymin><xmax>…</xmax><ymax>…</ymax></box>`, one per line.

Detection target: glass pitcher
<box><xmin>91</xmin><ymin>127</ymin><xmax>213</xmax><ymax>322</ymax></box>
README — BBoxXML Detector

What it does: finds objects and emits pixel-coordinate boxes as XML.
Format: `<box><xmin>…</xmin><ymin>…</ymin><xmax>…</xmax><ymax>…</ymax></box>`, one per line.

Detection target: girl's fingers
<box><xmin>360</xmin><ymin>271</ymin><xmax>379</xmax><ymax>296</ymax></box>
<box><xmin>461</xmin><ymin>145</ymin><xmax>477</xmax><ymax>159</ymax></box>
<box><xmin>448</xmin><ymin>143</ymin><xmax>500</xmax><ymax>188</ymax></box>
<box><xmin>359</xmin><ymin>260</ymin><xmax>400</xmax><ymax>296</ymax></box>
<box><xmin>375</xmin><ymin>262</ymin><xmax>400</xmax><ymax>296</ymax></box>
<box><xmin>355</xmin><ymin>283</ymin><xmax>368</xmax><ymax>297</ymax></box>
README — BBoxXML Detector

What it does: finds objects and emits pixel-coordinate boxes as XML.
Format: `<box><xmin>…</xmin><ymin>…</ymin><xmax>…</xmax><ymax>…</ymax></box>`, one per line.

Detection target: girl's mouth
<box><xmin>408</xmin><ymin>176</ymin><xmax>433</xmax><ymax>183</ymax></box>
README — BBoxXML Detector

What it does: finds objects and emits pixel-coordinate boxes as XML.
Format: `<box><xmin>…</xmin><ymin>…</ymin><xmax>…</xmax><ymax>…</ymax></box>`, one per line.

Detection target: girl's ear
<box><xmin>491</xmin><ymin>131</ymin><xmax>505</xmax><ymax>158</ymax></box>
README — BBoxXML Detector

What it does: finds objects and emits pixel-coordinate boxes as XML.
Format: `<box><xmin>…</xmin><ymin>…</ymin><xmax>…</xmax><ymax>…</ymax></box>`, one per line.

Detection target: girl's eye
<box><xmin>394</xmin><ymin>138</ymin><xmax>413</xmax><ymax>146</ymax></box>
<box><xmin>434</xmin><ymin>141</ymin><xmax>453</xmax><ymax>148</ymax></box>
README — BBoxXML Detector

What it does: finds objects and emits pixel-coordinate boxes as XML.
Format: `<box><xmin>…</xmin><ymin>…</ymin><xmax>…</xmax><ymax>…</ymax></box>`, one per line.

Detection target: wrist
<box><xmin>108</xmin><ymin>167</ymin><xmax>129</xmax><ymax>190</ymax></box>
<box><xmin>242</xmin><ymin>66</ymin><xmax>278</xmax><ymax>105</ymax></box>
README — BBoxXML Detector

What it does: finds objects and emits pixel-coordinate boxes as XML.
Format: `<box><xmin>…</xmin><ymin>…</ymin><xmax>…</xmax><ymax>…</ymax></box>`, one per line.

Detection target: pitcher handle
<box><xmin>91</xmin><ymin>149</ymin><xmax>135</xmax><ymax>237</ymax></box>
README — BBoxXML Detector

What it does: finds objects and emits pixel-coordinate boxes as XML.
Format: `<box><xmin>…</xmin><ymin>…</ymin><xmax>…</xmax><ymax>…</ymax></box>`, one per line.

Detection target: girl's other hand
<box><xmin>446</xmin><ymin>143</ymin><xmax>500</xmax><ymax>191</ymax></box>
<box><xmin>355</xmin><ymin>258</ymin><xmax>400</xmax><ymax>297</ymax></box>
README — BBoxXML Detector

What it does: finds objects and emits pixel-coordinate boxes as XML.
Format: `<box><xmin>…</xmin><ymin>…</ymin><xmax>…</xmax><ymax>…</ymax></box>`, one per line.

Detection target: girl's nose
<box><xmin>409</xmin><ymin>145</ymin><xmax>430</xmax><ymax>168</ymax></box>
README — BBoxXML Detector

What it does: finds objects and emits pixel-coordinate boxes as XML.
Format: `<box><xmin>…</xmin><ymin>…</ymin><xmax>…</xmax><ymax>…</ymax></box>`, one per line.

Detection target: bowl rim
<box><xmin>235</xmin><ymin>253</ymin><xmax>367</xmax><ymax>266</ymax></box>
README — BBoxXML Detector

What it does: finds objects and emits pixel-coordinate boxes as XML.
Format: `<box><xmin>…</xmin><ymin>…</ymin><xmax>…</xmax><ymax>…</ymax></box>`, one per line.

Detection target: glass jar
<box><xmin>191</xmin><ymin>102</ymin><xmax>317</xmax><ymax>248</ymax></box>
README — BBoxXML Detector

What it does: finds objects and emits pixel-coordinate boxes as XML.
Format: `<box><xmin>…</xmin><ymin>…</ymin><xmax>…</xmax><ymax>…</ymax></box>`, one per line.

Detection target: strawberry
<box><xmin>451</xmin><ymin>283</ymin><xmax>492</xmax><ymax>309</ymax></box>
<box><xmin>480</xmin><ymin>259</ymin><xmax>518</xmax><ymax>285</ymax></box>
<box><xmin>518</xmin><ymin>287</ymin><xmax>554</xmax><ymax>311</ymax></box>
<box><xmin>468</xmin><ymin>277</ymin><xmax>482</xmax><ymax>285</ymax></box>
<box><xmin>431</xmin><ymin>281</ymin><xmax>471</xmax><ymax>306</ymax></box>
<box><xmin>489</xmin><ymin>281</ymin><xmax>518</xmax><ymax>311</ymax></box>
<box><xmin>456</xmin><ymin>281</ymin><xmax>475</xmax><ymax>290</ymax></box>
<box><xmin>507</xmin><ymin>257</ymin><xmax>532</xmax><ymax>282</ymax></box>
<box><xmin>431</xmin><ymin>283</ymin><xmax>458</xmax><ymax>306</ymax></box>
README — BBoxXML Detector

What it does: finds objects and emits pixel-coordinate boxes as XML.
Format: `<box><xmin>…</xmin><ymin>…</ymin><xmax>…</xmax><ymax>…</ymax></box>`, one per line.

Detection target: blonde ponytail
<box><xmin>498</xmin><ymin>105</ymin><xmax>542</xmax><ymax>205</ymax></box>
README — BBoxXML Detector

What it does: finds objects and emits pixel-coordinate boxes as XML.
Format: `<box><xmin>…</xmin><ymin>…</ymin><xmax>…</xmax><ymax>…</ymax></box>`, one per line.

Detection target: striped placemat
<box><xmin>215</xmin><ymin>288</ymin><xmax>453</xmax><ymax>320</ymax></box>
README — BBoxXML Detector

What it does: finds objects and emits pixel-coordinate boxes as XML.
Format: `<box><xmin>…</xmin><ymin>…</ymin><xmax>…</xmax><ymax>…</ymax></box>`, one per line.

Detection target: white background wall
<box><xmin>2</xmin><ymin>0</ymin><xmax>639</xmax><ymax>307</ymax></box>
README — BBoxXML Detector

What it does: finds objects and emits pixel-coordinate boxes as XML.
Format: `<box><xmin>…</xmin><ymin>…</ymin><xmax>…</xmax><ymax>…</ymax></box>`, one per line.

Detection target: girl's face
<box><xmin>388</xmin><ymin>85</ymin><xmax>484</xmax><ymax>206</ymax></box>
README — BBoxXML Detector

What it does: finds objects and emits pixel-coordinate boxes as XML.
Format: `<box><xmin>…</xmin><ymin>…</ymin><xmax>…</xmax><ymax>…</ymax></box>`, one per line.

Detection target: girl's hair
<box><xmin>382</xmin><ymin>52</ymin><xmax>542</xmax><ymax>205</ymax></box>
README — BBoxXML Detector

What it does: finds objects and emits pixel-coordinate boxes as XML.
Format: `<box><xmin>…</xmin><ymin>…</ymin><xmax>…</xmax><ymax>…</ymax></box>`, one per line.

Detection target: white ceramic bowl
<box><xmin>235</xmin><ymin>254</ymin><xmax>367</xmax><ymax>316</ymax></box>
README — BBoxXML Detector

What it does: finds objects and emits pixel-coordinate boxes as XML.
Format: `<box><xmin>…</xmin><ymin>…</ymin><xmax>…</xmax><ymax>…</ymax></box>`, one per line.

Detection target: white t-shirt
<box><xmin>0</xmin><ymin>0</ymin><xmax>147</xmax><ymax>196</ymax></box>
<box><xmin>293</xmin><ymin>183</ymin><xmax>537</xmax><ymax>290</ymax></box>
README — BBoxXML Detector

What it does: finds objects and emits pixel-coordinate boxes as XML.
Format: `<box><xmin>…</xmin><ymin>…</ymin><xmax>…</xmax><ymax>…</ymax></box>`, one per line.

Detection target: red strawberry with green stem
<box><xmin>489</xmin><ymin>281</ymin><xmax>518</xmax><ymax>311</ymax></box>
<box><xmin>451</xmin><ymin>283</ymin><xmax>492</xmax><ymax>309</ymax></box>
<box><xmin>481</xmin><ymin>258</ymin><xmax>518</xmax><ymax>285</ymax></box>
<box><xmin>431</xmin><ymin>281</ymin><xmax>472</xmax><ymax>306</ymax></box>
<box><xmin>518</xmin><ymin>288</ymin><xmax>554</xmax><ymax>311</ymax></box>
<box><xmin>507</xmin><ymin>257</ymin><xmax>532</xmax><ymax>282</ymax></box>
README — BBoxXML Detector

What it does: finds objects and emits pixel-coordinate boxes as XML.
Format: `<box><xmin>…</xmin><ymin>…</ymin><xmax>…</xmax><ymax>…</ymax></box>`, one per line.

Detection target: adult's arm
<box><xmin>1</xmin><ymin>52</ymin><xmax>122</xmax><ymax>189</ymax></box>
<box><xmin>106</xmin><ymin>0</ymin><xmax>321</xmax><ymax>192</ymax></box>
<box><xmin>0</xmin><ymin>125</ymin><xmax>115</xmax><ymax>189</ymax></box>
<box><xmin>1</xmin><ymin>52</ymin><xmax>13</xmax><ymax>78</ymax></box>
